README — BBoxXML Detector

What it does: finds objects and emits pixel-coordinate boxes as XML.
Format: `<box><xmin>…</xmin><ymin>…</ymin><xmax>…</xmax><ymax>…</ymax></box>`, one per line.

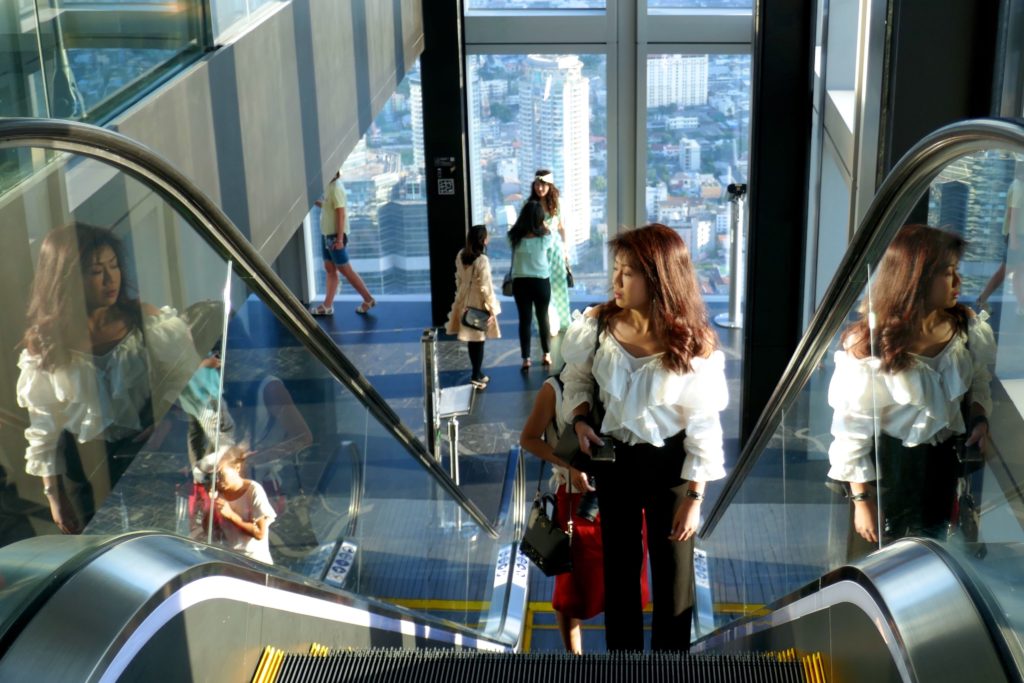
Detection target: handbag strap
<box><xmin>590</xmin><ymin>314</ymin><xmax>606</xmax><ymax>426</ymax></box>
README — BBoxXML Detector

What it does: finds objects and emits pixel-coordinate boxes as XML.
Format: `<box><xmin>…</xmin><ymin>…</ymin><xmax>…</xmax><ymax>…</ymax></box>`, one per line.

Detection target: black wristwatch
<box><xmin>571</xmin><ymin>415</ymin><xmax>591</xmax><ymax>430</ymax></box>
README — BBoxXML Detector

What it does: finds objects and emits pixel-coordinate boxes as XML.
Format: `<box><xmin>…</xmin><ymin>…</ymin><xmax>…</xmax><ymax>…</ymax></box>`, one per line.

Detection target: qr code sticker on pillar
<box><xmin>438</xmin><ymin>178</ymin><xmax>455</xmax><ymax>195</ymax></box>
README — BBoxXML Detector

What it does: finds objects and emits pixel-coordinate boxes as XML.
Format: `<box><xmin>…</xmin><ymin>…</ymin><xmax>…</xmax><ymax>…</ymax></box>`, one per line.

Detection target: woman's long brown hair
<box><xmin>598</xmin><ymin>224</ymin><xmax>716</xmax><ymax>373</ymax></box>
<box><xmin>21</xmin><ymin>223</ymin><xmax>142</xmax><ymax>371</ymax></box>
<box><xmin>841</xmin><ymin>224</ymin><xmax>969</xmax><ymax>373</ymax></box>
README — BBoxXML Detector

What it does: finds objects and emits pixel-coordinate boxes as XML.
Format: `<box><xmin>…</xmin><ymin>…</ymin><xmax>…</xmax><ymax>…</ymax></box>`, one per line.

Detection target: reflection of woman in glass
<box><xmin>828</xmin><ymin>225</ymin><xmax>995</xmax><ymax>546</ymax></box>
<box><xmin>17</xmin><ymin>224</ymin><xmax>208</xmax><ymax>533</ymax></box>
<box><xmin>529</xmin><ymin>170</ymin><xmax>571</xmax><ymax>334</ymax></box>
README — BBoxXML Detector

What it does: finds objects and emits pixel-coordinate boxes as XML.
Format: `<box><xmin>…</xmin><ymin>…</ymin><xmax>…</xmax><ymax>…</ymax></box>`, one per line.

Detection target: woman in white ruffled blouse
<box><xmin>17</xmin><ymin>224</ymin><xmax>210</xmax><ymax>533</ymax></box>
<box><xmin>561</xmin><ymin>224</ymin><xmax>728</xmax><ymax>652</ymax></box>
<box><xmin>828</xmin><ymin>224</ymin><xmax>994</xmax><ymax>546</ymax></box>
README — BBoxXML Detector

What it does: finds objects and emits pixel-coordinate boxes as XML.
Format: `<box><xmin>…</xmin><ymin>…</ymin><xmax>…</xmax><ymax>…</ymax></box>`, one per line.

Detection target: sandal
<box><xmin>310</xmin><ymin>304</ymin><xmax>334</xmax><ymax>316</ymax></box>
<box><xmin>355</xmin><ymin>298</ymin><xmax>377</xmax><ymax>315</ymax></box>
<box><xmin>520</xmin><ymin>359</ymin><xmax>532</xmax><ymax>372</ymax></box>
<box><xmin>542</xmin><ymin>354</ymin><xmax>552</xmax><ymax>368</ymax></box>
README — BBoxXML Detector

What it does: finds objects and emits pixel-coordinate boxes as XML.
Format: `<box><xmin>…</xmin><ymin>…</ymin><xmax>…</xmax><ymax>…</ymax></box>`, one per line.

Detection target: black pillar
<box><xmin>740</xmin><ymin>0</ymin><xmax>816</xmax><ymax>443</ymax></box>
<box><xmin>421</xmin><ymin>0</ymin><xmax>471</xmax><ymax>326</ymax></box>
<box><xmin>882</xmin><ymin>0</ymin><xmax>1000</xmax><ymax>177</ymax></box>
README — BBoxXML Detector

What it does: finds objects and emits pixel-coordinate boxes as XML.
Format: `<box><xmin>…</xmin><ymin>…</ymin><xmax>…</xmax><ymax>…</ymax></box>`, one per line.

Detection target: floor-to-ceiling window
<box><xmin>304</xmin><ymin>60</ymin><xmax>428</xmax><ymax>300</ymax></box>
<box><xmin>466</xmin><ymin>52</ymin><xmax>609</xmax><ymax>300</ymax></box>
<box><xmin>644</xmin><ymin>52</ymin><xmax>750</xmax><ymax>297</ymax></box>
<box><xmin>464</xmin><ymin>2</ymin><xmax>753</xmax><ymax>305</ymax></box>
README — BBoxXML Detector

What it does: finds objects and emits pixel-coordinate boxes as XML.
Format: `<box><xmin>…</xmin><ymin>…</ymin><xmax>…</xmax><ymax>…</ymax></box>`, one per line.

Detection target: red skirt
<box><xmin>551</xmin><ymin>485</ymin><xmax>651</xmax><ymax>620</ymax></box>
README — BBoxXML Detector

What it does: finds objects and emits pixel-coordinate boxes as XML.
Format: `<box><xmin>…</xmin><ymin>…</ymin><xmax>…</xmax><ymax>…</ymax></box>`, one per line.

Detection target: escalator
<box><xmin>1</xmin><ymin>117</ymin><xmax>1024</xmax><ymax>682</ymax></box>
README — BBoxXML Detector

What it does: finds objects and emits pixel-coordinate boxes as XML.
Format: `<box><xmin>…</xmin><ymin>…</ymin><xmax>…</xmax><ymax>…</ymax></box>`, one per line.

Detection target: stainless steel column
<box><xmin>715</xmin><ymin>183</ymin><xmax>747</xmax><ymax>329</ymax></box>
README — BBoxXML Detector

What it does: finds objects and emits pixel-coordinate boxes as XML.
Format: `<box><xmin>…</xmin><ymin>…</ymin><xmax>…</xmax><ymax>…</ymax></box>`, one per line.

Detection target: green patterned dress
<box><xmin>546</xmin><ymin>211</ymin><xmax>572</xmax><ymax>335</ymax></box>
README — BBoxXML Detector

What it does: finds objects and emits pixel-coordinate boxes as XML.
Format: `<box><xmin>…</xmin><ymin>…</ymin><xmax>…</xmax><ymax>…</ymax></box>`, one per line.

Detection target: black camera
<box><xmin>576</xmin><ymin>476</ymin><xmax>599</xmax><ymax>522</ymax></box>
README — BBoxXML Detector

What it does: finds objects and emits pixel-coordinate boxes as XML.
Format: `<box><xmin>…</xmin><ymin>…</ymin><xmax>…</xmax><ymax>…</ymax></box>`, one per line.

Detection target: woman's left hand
<box><xmin>567</xmin><ymin>466</ymin><xmax>593</xmax><ymax>493</ymax></box>
<box><xmin>965</xmin><ymin>420</ymin><xmax>989</xmax><ymax>454</ymax></box>
<box><xmin>669</xmin><ymin>497</ymin><xmax>701</xmax><ymax>542</ymax></box>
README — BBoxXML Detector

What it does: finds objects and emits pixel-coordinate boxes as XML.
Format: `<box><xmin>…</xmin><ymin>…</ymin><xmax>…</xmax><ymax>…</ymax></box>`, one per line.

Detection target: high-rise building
<box><xmin>466</xmin><ymin>56</ymin><xmax>486</xmax><ymax>224</ymax></box>
<box><xmin>409</xmin><ymin>72</ymin><xmax>424</xmax><ymax>170</ymax></box>
<box><xmin>518</xmin><ymin>54</ymin><xmax>591</xmax><ymax>259</ymax></box>
<box><xmin>937</xmin><ymin>180</ymin><xmax>970</xmax><ymax>237</ymax></box>
<box><xmin>680</xmin><ymin>137</ymin><xmax>701</xmax><ymax>172</ymax></box>
<box><xmin>647</xmin><ymin>54</ymin><xmax>708</xmax><ymax>108</ymax></box>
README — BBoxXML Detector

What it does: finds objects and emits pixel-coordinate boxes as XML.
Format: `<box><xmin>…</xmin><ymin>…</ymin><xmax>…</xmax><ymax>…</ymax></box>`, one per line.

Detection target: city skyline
<box><xmin>309</xmin><ymin>52</ymin><xmax>751</xmax><ymax>298</ymax></box>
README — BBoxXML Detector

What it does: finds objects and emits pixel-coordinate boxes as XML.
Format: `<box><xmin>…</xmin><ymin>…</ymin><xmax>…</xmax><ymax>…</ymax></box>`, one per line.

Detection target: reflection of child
<box><xmin>197</xmin><ymin>445</ymin><xmax>277</xmax><ymax>564</ymax></box>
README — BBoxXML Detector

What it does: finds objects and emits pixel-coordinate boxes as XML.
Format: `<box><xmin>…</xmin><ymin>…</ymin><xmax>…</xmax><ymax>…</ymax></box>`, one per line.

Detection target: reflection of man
<box><xmin>309</xmin><ymin>170</ymin><xmax>375</xmax><ymax>316</ymax></box>
<box><xmin>979</xmin><ymin>160</ymin><xmax>1024</xmax><ymax>314</ymax></box>
<box><xmin>1005</xmin><ymin>161</ymin><xmax>1024</xmax><ymax>313</ymax></box>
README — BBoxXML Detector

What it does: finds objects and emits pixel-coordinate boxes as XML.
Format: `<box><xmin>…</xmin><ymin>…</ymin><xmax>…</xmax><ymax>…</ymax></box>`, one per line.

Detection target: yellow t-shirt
<box><xmin>319</xmin><ymin>179</ymin><xmax>348</xmax><ymax>236</ymax></box>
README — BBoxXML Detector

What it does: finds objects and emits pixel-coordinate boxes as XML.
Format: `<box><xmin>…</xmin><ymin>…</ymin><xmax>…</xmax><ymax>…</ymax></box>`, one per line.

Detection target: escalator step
<box><xmin>258</xmin><ymin>648</ymin><xmax>816</xmax><ymax>683</ymax></box>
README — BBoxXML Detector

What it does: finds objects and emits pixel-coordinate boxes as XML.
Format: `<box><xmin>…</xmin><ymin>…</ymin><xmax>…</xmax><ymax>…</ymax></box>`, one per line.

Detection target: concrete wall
<box><xmin>111</xmin><ymin>0</ymin><xmax>424</xmax><ymax>263</ymax></box>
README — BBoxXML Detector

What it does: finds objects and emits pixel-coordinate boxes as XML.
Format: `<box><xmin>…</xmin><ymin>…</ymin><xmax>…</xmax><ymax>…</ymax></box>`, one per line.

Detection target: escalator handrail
<box><xmin>702</xmin><ymin>117</ymin><xmax>1024</xmax><ymax>538</ymax></box>
<box><xmin>691</xmin><ymin>538</ymin><xmax>1015</xmax><ymax>683</ymax></box>
<box><xmin>0</xmin><ymin>533</ymin><xmax>514</xmax><ymax>676</ymax></box>
<box><xmin>0</xmin><ymin>117</ymin><xmax>498</xmax><ymax>538</ymax></box>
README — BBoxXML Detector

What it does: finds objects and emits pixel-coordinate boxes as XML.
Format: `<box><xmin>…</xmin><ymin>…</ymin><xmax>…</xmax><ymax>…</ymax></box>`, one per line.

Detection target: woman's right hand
<box><xmin>47</xmin><ymin>489</ymin><xmax>82</xmax><ymax>534</ymax></box>
<box><xmin>854</xmin><ymin>499</ymin><xmax>879</xmax><ymax>543</ymax></box>
<box><xmin>574</xmin><ymin>420</ymin><xmax>603</xmax><ymax>456</ymax></box>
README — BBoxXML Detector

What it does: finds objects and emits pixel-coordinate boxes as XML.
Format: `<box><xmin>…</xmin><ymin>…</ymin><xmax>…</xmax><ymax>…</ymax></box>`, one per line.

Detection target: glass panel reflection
<box><xmin>0</xmin><ymin>141</ymin><xmax>520</xmax><ymax>642</ymax></box>
<box><xmin>702</xmin><ymin>146</ymin><xmax>1024</xmax><ymax>651</ymax></box>
<box><xmin>9</xmin><ymin>0</ymin><xmax>205</xmax><ymax>122</ymax></box>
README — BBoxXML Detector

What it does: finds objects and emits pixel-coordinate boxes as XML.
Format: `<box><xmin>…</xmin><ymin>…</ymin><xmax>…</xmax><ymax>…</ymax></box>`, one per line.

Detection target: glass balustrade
<box><xmin>0</xmin><ymin>133</ymin><xmax>523</xmax><ymax>645</ymax></box>
<box><xmin>700</xmin><ymin>137</ymin><xmax>1024</xmax><ymax>663</ymax></box>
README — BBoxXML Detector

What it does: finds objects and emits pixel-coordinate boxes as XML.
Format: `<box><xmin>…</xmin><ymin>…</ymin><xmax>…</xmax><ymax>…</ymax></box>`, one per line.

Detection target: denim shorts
<box><xmin>321</xmin><ymin>233</ymin><xmax>350</xmax><ymax>266</ymax></box>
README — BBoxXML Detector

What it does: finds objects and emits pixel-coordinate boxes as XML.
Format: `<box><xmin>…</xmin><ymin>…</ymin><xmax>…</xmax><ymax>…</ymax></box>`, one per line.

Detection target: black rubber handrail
<box><xmin>0</xmin><ymin>118</ymin><xmax>498</xmax><ymax>538</ymax></box>
<box><xmin>702</xmin><ymin>117</ymin><xmax>1024</xmax><ymax>537</ymax></box>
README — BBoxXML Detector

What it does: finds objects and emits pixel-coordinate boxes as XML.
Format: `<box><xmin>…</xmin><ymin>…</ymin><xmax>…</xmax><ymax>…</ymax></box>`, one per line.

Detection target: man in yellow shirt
<box><xmin>310</xmin><ymin>169</ymin><xmax>376</xmax><ymax>316</ymax></box>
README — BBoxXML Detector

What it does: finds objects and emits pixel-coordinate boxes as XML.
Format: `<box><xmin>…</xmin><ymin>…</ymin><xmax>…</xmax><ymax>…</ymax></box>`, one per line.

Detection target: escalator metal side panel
<box><xmin>0</xmin><ymin>535</ymin><xmax>511</xmax><ymax>683</ymax></box>
<box><xmin>692</xmin><ymin>539</ymin><xmax>1009</xmax><ymax>683</ymax></box>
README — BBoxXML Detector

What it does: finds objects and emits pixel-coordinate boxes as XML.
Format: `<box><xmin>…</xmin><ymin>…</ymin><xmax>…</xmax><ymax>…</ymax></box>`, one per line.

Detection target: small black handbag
<box><xmin>519</xmin><ymin>462</ymin><xmax>573</xmax><ymax>576</ymax></box>
<box><xmin>502</xmin><ymin>262</ymin><xmax>514</xmax><ymax>297</ymax></box>
<box><xmin>566</xmin><ymin>265</ymin><xmax>575</xmax><ymax>288</ymax></box>
<box><xmin>461</xmin><ymin>306</ymin><xmax>489</xmax><ymax>331</ymax></box>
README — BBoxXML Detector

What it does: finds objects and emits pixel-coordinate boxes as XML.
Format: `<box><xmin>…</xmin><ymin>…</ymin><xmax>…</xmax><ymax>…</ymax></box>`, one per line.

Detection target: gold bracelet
<box><xmin>685</xmin><ymin>489</ymin><xmax>704</xmax><ymax>501</ymax></box>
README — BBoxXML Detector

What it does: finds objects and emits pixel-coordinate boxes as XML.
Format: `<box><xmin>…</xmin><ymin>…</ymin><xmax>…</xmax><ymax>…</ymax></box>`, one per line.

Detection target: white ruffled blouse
<box><xmin>560</xmin><ymin>310</ymin><xmax>729</xmax><ymax>482</ymax></box>
<box><xmin>16</xmin><ymin>307</ymin><xmax>202</xmax><ymax>477</ymax></box>
<box><xmin>827</xmin><ymin>314</ymin><xmax>996</xmax><ymax>483</ymax></box>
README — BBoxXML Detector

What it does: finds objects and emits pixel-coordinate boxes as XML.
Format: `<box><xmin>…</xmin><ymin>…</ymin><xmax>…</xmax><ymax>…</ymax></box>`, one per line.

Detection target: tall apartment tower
<box><xmin>518</xmin><ymin>54</ymin><xmax>591</xmax><ymax>260</ymax></box>
<box><xmin>409</xmin><ymin>71</ymin><xmax>424</xmax><ymax>170</ymax></box>
<box><xmin>647</xmin><ymin>54</ymin><xmax>709</xmax><ymax>108</ymax></box>
<box><xmin>465</xmin><ymin>56</ymin><xmax>486</xmax><ymax>225</ymax></box>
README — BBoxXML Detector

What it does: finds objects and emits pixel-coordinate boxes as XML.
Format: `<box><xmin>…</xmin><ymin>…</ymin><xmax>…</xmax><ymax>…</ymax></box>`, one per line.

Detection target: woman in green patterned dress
<box><xmin>530</xmin><ymin>170</ymin><xmax>572</xmax><ymax>335</ymax></box>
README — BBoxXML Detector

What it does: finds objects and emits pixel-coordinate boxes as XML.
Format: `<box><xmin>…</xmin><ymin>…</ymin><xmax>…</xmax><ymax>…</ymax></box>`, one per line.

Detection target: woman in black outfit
<box><xmin>509</xmin><ymin>200</ymin><xmax>565</xmax><ymax>371</ymax></box>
